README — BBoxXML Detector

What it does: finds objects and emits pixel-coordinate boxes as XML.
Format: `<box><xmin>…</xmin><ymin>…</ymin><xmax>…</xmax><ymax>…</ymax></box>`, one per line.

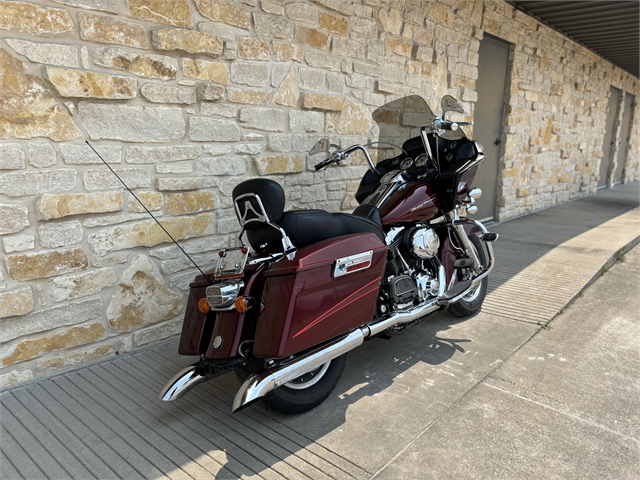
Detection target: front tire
<box><xmin>447</xmin><ymin>234</ymin><xmax>488</xmax><ymax>317</ymax></box>
<box><xmin>235</xmin><ymin>353</ymin><xmax>348</xmax><ymax>414</ymax></box>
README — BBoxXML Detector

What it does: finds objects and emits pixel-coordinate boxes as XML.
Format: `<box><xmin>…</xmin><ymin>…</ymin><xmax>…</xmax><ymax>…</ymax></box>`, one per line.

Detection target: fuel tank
<box><xmin>379</xmin><ymin>182</ymin><xmax>440</xmax><ymax>225</ymax></box>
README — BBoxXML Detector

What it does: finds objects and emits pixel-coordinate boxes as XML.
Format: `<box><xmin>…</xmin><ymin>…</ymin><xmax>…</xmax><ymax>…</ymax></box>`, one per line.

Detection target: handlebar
<box><xmin>431</xmin><ymin>119</ymin><xmax>473</xmax><ymax>131</ymax></box>
<box><xmin>314</xmin><ymin>157</ymin><xmax>334</xmax><ymax>171</ymax></box>
<box><xmin>313</xmin><ymin>145</ymin><xmax>382</xmax><ymax>178</ymax></box>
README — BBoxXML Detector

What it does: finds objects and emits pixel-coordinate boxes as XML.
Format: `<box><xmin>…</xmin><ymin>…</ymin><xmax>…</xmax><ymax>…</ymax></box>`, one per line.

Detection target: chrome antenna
<box><xmin>86</xmin><ymin>140</ymin><xmax>213</xmax><ymax>285</ymax></box>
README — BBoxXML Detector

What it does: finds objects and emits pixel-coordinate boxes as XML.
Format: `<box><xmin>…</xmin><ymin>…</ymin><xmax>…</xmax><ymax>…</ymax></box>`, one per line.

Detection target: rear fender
<box><xmin>205</xmin><ymin>262</ymin><xmax>267</xmax><ymax>359</ymax></box>
<box><xmin>177</xmin><ymin>262</ymin><xmax>267</xmax><ymax>358</ymax></box>
<box><xmin>178</xmin><ymin>275</ymin><xmax>214</xmax><ymax>356</ymax></box>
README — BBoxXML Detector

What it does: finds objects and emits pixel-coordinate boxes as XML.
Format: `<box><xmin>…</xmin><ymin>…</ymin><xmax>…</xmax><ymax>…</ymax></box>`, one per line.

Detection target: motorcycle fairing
<box><xmin>253</xmin><ymin>233</ymin><xmax>388</xmax><ymax>359</ymax></box>
<box><xmin>430</xmin><ymin>141</ymin><xmax>484</xmax><ymax>212</ymax></box>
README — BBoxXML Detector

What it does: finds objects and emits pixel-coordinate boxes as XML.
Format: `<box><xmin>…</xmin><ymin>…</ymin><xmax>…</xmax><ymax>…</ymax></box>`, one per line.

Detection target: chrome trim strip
<box><xmin>362</xmin><ymin>170</ymin><xmax>406</xmax><ymax>209</ymax></box>
<box><xmin>247</xmin><ymin>253</ymin><xmax>284</xmax><ymax>265</ymax></box>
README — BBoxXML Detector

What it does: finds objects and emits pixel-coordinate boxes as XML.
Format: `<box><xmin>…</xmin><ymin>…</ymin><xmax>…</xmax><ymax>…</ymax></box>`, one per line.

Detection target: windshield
<box><xmin>372</xmin><ymin>95</ymin><xmax>467</xmax><ymax>161</ymax></box>
<box><xmin>373</xmin><ymin>95</ymin><xmax>435</xmax><ymax>150</ymax></box>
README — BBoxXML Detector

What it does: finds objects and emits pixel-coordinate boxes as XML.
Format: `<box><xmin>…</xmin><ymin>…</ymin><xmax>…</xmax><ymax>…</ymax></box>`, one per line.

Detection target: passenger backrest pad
<box><xmin>232</xmin><ymin>178</ymin><xmax>285</xmax><ymax>230</ymax></box>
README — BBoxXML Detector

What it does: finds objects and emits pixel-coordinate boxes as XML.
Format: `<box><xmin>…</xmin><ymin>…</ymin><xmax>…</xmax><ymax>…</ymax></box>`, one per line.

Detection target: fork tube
<box><xmin>420</xmin><ymin>127</ymin><xmax>434</xmax><ymax>165</ymax></box>
<box><xmin>446</xmin><ymin>211</ymin><xmax>481</xmax><ymax>269</ymax></box>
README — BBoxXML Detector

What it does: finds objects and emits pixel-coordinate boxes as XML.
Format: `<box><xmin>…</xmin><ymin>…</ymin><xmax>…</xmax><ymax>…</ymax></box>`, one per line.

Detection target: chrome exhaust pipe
<box><xmin>232</xmin><ymin>329</ymin><xmax>365</xmax><ymax>412</ymax></box>
<box><xmin>159</xmin><ymin>364</ymin><xmax>209</xmax><ymax>402</ymax></box>
<box><xmin>365</xmin><ymin>298</ymin><xmax>440</xmax><ymax>337</ymax></box>
<box><xmin>232</xmin><ymin>299</ymin><xmax>441</xmax><ymax>412</ymax></box>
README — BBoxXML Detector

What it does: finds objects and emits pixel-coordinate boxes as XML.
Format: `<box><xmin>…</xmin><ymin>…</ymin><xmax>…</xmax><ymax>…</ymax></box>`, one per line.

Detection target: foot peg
<box><xmin>481</xmin><ymin>233</ymin><xmax>498</xmax><ymax>242</ymax></box>
<box><xmin>454</xmin><ymin>258</ymin><xmax>475</xmax><ymax>269</ymax></box>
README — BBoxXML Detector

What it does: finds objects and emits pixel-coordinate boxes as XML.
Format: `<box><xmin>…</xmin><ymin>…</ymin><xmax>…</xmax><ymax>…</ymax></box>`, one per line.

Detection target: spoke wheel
<box><xmin>285</xmin><ymin>363</ymin><xmax>331</xmax><ymax>390</ymax></box>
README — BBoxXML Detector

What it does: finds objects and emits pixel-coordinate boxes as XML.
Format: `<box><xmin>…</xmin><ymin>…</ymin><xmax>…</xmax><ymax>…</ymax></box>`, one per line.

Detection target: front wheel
<box><xmin>235</xmin><ymin>354</ymin><xmax>348</xmax><ymax>414</ymax></box>
<box><xmin>447</xmin><ymin>234</ymin><xmax>488</xmax><ymax>317</ymax></box>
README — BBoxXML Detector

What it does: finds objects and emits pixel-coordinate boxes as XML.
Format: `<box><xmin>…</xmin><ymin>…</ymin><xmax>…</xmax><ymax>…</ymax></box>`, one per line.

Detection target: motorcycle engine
<box><xmin>381</xmin><ymin>226</ymin><xmax>441</xmax><ymax>314</ymax></box>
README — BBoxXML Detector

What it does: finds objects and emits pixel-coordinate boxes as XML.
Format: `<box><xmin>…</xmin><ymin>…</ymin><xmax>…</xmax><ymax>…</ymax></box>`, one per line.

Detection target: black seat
<box><xmin>352</xmin><ymin>203</ymin><xmax>382</xmax><ymax>225</ymax></box>
<box><xmin>279</xmin><ymin>209</ymin><xmax>385</xmax><ymax>249</ymax></box>
<box><xmin>233</xmin><ymin>178</ymin><xmax>385</xmax><ymax>250</ymax></box>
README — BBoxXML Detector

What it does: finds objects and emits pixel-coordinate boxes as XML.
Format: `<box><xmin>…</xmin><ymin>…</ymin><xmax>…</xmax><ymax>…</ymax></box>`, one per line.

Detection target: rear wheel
<box><xmin>447</xmin><ymin>234</ymin><xmax>488</xmax><ymax>317</ymax></box>
<box><xmin>235</xmin><ymin>354</ymin><xmax>348</xmax><ymax>414</ymax></box>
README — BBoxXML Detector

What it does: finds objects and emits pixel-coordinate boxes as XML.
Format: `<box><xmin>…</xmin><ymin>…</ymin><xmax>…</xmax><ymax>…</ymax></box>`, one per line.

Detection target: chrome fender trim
<box><xmin>159</xmin><ymin>364</ymin><xmax>208</xmax><ymax>402</ymax></box>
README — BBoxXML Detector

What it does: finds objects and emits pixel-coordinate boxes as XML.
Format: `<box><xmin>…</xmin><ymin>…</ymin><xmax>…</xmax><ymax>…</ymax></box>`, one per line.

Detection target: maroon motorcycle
<box><xmin>159</xmin><ymin>95</ymin><xmax>497</xmax><ymax>414</ymax></box>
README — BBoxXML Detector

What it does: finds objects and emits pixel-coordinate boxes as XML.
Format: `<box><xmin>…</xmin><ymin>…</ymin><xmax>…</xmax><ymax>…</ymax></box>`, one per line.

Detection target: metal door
<box><xmin>614</xmin><ymin>93</ymin><xmax>635</xmax><ymax>184</ymax></box>
<box><xmin>473</xmin><ymin>35</ymin><xmax>510</xmax><ymax>221</ymax></box>
<box><xmin>598</xmin><ymin>87</ymin><xmax>621</xmax><ymax>187</ymax></box>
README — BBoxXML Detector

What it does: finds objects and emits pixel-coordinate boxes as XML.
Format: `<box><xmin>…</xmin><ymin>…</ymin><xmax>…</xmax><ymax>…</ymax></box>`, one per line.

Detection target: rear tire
<box><xmin>447</xmin><ymin>234</ymin><xmax>488</xmax><ymax>317</ymax></box>
<box><xmin>235</xmin><ymin>353</ymin><xmax>348</xmax><ymax>414</ymax></box>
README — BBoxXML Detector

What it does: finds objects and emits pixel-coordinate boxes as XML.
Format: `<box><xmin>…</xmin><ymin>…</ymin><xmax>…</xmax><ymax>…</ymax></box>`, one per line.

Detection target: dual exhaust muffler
<box><xmin>160</xmin><ymin>297</ymin><xmax>442</xmax><ymax>411</ymax></box>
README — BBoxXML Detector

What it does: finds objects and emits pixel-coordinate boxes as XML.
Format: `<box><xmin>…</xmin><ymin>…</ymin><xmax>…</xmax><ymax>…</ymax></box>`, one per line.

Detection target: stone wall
<box><xmin>482</xmin><ymin>2</ymin><xmax>639</xmax><ymax>218</ymax></box>
<box><xmin>0</xmin><ymin>0</ymin><xmax>638</xmax><ymax>387</ymax></box>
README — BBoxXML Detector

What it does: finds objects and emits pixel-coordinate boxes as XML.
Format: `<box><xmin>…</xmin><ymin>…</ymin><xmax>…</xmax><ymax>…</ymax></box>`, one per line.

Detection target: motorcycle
<box><xmin>159</xmin><ymin>95</ymin><xmax>498</xmax><ymax>414</ymax></box>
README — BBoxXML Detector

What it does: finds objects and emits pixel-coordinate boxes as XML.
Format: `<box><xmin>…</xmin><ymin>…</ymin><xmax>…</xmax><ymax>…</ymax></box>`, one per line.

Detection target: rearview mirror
<box><xmin>309</xmin><ymin>138</ymin><xmax>330</xmax><ymax>156</ymax></box>
<box><xmin>441</xmin><ymin>95</ymin><xmax>465</xmax><ymax>114</ymax></box>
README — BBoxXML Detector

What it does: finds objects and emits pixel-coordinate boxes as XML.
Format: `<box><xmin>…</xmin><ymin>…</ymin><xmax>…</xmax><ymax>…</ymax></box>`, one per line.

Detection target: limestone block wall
<box><xmin>0</xmin><ymin>0</ymin><xmax>638</xmax><ymax>387</ymax></box>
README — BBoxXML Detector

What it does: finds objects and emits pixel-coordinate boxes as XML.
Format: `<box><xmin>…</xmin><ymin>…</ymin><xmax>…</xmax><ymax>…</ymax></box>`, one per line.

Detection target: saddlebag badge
<box><xmin>333</xmin><ymin>250</ymin><xmax>373</xmax><ymax>278</ymax></box>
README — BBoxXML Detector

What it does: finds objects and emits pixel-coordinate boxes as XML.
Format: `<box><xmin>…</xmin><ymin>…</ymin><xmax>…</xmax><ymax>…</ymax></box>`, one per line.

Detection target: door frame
<box><xmin>598</xmin><ymin>86</ymin><xmax>621</xmax><ymax>189</ymax></box>
<box><xmin>613</xmin><ymin>92</ymin><xmax>635</xmax><ymax>185</ymax></box>
<box><xmin>478</xmin><ymin>33</ymin><xmax>514</xmax><ymax>223</ymax></box>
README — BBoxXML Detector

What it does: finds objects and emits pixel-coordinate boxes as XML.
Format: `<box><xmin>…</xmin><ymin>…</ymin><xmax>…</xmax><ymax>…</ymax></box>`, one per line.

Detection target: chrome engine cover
<box><xmin>408</xmin><ymin>227</ymin><xmax>440</xmax><ymax>259</ymax></box>
<box><xmin>414</xmin><ymin>271</ymin><xmax>439</xmax><ymax>301</ymax></box>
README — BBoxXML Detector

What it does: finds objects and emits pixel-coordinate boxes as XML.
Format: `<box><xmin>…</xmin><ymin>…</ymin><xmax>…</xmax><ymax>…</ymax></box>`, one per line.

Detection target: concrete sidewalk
<box><xmin>1</xmin><ymin>182</ymin><xmax>639</xmax><ymax>480</ymax></box>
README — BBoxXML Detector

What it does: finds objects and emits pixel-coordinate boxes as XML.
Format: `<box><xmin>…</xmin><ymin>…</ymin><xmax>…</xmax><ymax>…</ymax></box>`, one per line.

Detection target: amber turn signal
<box><xmin>198</xmin><ymin>298</ymin><xmax>211</xmax><ymax>313</ymax></box>
<box><xmin>234</xmin><ymin>296</ymin><xmax>249</xmax><ymax>313</ymax></box>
